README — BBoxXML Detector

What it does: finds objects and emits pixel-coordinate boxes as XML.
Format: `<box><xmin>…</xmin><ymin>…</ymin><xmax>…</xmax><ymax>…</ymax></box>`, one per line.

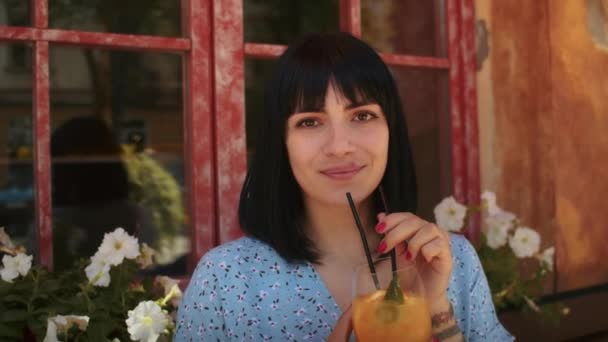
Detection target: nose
<box><xmin>323</xmin><ymin>123</ymin><xmax>355</xmax><ymax>157</ymax></box>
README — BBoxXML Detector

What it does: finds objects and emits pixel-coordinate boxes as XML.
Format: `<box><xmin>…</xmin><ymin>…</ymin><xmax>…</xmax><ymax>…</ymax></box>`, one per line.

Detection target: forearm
<box><xmin>430</xmin><ymin>296</ymin><xmax>464</xmax><ymax>342</ymax></box>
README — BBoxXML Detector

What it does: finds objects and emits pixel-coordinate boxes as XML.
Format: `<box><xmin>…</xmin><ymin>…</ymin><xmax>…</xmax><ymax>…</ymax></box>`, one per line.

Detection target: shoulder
<box><xmin>188</xmin><ymin>236</ymin><xmax>287</xmax><ymax>284</ymax></box>
<box><xmin>198</xmin><ymin>236</ymin><xmax>283</xmax><ymax>266</ymax></box>
<box><xmin>449</xmin><ymin>233</ymin><xmax>480</xmax><ymax>268</ymax></box>
<box><xmin>447</xmin><ymin>233</ymin><xmax>485</xmax><ymax>292</ymax></box>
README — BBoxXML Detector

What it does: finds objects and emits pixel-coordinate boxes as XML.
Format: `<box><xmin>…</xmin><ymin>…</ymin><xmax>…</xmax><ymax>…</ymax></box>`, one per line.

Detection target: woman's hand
<box><xmin>375</xmin><ymin>212</ymin><xmax>453</xmax><ymax>306</ymax></box>
<box><xmin>326</xmin><ymin>305</ymin><xmax>353</xmax><ymax>342</ymax></box>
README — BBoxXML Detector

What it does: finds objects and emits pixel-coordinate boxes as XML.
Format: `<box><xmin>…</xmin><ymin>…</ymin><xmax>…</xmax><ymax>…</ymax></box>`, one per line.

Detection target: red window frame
<box><xmin>0</xmin><ymin>0</ymin><xmax>478</xmax><ymax>272</ymax></box>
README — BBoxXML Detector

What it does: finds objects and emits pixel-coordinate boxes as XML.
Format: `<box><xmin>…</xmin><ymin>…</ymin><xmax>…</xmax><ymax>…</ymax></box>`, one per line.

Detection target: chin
<box><xmin>313</xmin><ymin>187</ymin><xmax>376</xmax><ymax>207</ymax></box>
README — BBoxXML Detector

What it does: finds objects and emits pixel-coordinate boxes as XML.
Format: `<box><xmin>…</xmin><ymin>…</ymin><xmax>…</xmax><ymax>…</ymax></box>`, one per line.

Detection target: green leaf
<box><xmin>0</xmin><ymin>322</ymin><xmax>23</xmax><ymax>339</ymax></box>
<box><xmin>0</xmin><ymin>281</ymin><xmax>12</xmax><ymax>296</ymax></box>
<box><xmin>87</xmin><ymin>319</ymin><xmax>116</xmax><ymax>342</ymax></box>
<box><xmin>383</xmin><ymin>272</ymin><xmax>404</xmax><ymax>304</ymax></box>
<box><xmin>0</xmin><ymin>309</ymin><xmax>29</xmax><ymax>322</ymax></box>
<box><xmin>1</xmin><ymin>294</ymin><xmax>29</xmax><ymax>305</ymax></box>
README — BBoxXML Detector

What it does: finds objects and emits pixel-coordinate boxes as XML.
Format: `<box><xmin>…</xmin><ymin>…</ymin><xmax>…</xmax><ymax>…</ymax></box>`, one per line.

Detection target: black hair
<box><xmin>239</xmin><ymin>32</ymin><xmax>417</xmax><ymax>263</ymax></box>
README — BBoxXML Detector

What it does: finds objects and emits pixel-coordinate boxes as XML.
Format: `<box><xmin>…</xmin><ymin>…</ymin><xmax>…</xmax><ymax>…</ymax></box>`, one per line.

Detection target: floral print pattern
<box><xmin>175</xmin><ymin>235</ymin><xmax>513</xmax><ymax>341</ymax></box>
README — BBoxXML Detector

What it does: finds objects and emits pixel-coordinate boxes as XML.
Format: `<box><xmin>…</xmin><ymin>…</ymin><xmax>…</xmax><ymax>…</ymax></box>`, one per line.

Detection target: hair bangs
<box><xmin>279</xmin><ymin>34</ymin><xmax>393</xmax><ymax>118</ymax></box>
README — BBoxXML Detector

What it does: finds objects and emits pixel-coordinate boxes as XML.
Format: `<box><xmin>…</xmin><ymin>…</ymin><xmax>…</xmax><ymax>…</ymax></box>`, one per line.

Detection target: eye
<box><xmin>353</xmin><ymin>111</ymin><xmax>378</xmax><ymax>122</ymax></box>
<box><xmin>295</xmin><ymin>118</ymin><xmax>320</xmax><ymax>128</ymax></box>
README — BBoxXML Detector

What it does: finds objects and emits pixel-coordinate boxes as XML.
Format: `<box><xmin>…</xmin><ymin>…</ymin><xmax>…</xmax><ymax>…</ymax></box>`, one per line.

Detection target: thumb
<box><xmin>326</xmin><ymin>305</ymin><xmax>353</xmax><ymax>342</ymax></box>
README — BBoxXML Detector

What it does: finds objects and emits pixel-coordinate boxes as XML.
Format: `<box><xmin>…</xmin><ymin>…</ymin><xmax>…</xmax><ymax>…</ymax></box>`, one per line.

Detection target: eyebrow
<box><xmin>294</xmin><ymin>100</ymin><xmax>377</xmax><ymax>114</ymax></box>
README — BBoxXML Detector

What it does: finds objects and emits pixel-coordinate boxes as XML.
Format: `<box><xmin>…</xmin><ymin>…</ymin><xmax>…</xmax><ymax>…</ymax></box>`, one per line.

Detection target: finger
<box><xmin>376</xmin><ymin>212</ymin><xmax>386</xmax><ymax>222</ymax></box>
<box><xmin>377</xmin><ymin>217</ymin><xmax>426</xmax><ymax>254</ymax></box>
<box><xmin>327</xmin><ymin>305</ymin><xmax>353</xmax><ymax>342</ymax></box>
<box><xmin>406</xmin><ymin>224</ymin><xmax>445</xmax><ymax>260</ymax></box>
<box><xmin>375</xmin><ymin>212</ymin><xmax>419</xmax><ymax>234</ymax></box>
<box><xmin>418</xmin><ymin>237</ymin><xmax>446</xmax><ymax>263</ymax></box>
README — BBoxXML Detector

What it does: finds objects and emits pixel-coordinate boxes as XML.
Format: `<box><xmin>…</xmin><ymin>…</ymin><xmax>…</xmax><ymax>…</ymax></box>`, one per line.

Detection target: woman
<box><xmin>176</xmin><ymin>32</ymin><xmax>513</xmax><ymax>341</ymax></box>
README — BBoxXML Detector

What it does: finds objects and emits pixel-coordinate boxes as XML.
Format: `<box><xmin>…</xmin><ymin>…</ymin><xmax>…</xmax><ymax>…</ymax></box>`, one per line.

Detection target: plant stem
<box><xmin>27</xmin><ymin>269</ymin><xmax>40</xmax><ymax>314</ymax></box>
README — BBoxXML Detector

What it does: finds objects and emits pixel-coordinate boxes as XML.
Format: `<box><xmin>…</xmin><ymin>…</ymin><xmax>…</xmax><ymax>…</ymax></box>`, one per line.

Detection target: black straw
<box><xmin>379</xmin><ymin>186</ymin><xmax>398</xmax><ymax>273</ymax></box>
<box><xmin>346</xmin><ymin>192</ymin><xmax>380</xmax><ymax>290</ymax></box>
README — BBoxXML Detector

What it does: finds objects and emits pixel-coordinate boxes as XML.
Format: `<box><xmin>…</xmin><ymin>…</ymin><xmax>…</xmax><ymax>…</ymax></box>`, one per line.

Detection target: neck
<box><xmin>305</xmin><ymin>196</ymin><xmax>381</xmax><ymax>267</ymax></box>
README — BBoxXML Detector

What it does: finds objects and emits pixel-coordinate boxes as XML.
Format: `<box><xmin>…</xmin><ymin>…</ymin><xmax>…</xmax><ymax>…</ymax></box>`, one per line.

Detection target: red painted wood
<box><xmin>182</xmin><ymin>0</ymin><xmax>217</xmax><ymax>266</ymax></box>
<box><xmin>212</xmin><ymin>0</ymin><xmax>247</xmax><ymax>244</ymax></box>
<box><xmin>244</xmin><ymin>43</ymin><xmax>450</xmax><ymax>69</ymax></box>
<box><xmin>447</xmin><ymin>0</ymin><xmax>466</xmax><ymax>203</ymax></box>
<box><xmin>33</xmin><ymin>41</ymin><xmax>52</xmax><ymax>269</ymax></box>
<box><xmin>244</xmin><ymin>43</ymin><xmax>286</xmax><ymax>59</ymax></box>
<box><xmin>0</xmin><ymin>26</ymin><xmax>190</xmax><ymax>52</ymax></box>
<box><xmin>339</xmin><ymin>0</ymin><xmax>361</xmax><ymax>37</ymax></box>
<box><xmin>380</xmin><ymin>53</ymin><xmax>450</xmax><ymax>69</ymax></box>
<box><xmin>33</xmin><ymin>0</ymin><xmax>48</xmax><ymax>28</ymax></box>
<box><xmin>446</xmin><ymin>0</ymin><xmax>480</xmax><ymax>242</ymax></box>
<box><xmin>461</xmin><ymin>0</ymin><xmax>480</xmax><ymax>242</ymax></box>
<box><xmin>434</xmin><ymin>1</ymin><xmax>452</xmax><ymax>198</ymax></box>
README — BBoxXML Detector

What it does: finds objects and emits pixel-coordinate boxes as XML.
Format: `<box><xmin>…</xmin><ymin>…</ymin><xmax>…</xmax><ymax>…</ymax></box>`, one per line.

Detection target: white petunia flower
<box><xmin>1</xmin><ymin>253</ymin><xmax>33</xmax><ymax>283</ymax></box>
<box><xmin>537</xmin><ymin>246</ymin><xmax>555</xmax><ymax>272</ymax></box>
<box><xmin>137</xmin><ymin>243</ymin><xmax>156</xmax><ymax>269</ymax></box>
<box><xmin>485</xmin><ymin>223</ymin><xmax>511</xmax><ymax>249</ymax></box>
<box><xmin>485</xmin><ymin>209</ymin><xmax>516</xmax><ymax>229</ymax></box>
<box><xmin>508</xmin><ymin>227</ymin><xmax>541</xmax><ymax>258</ymax></box>
<box><xmin>126</xmin><ymin>301</ymin><xmax>170</xmax><ymax>342</ymax></box>
<box><xmin>43</xmin><ymin>315</ymin><xmax>89</xmax><ymax>342</ymax></box>
<box><xmin>433</xmin><ymin>196</ymin><xmax>468</xmax><ymax>232</ymax></box>
<box><xmin>85</xmin><ymin>253</ymin><xmax>111</xmax><ymax>287</ymax></box>
<box><xmin>43</xmin><ymin>319</ymin><xmax>59</xmax><ymax>342</ymax></box>
<box><xmin>97</xmin><ymin>228</ymin><xmax>140</xmax><ymax>266</ymax></box>
<box><xmin>0</xmin><ymin>227</ymin><xmax>15</xmax><ymax>248</ymax></box>
<box><xmin>155</xmin><ymin>276</ymin><xmax>183</xmax><ymax>307</ymax></box>
<box><xmin>481</xmin><ymin>191</ymin><xmax>500</xmax><ymax>216</ymax></box>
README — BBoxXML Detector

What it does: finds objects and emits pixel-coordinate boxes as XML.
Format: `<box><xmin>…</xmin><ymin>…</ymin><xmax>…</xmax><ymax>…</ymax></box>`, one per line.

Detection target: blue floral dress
<box><xmin>175</xmin><ymin>234</ymin><xmax>513</xmax><ymax>341</ymax></box>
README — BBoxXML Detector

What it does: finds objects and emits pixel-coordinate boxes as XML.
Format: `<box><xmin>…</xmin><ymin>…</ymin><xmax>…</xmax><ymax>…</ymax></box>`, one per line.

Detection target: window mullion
<box><xmin>212</xmin><ymin>0</ymin><xmax>246</xmax><ymax>245</ymax></box>
<box><xmin>32</xmin><ymin>40</ymin><xmax>52</xmax><ymax>269</ymax></box>
<box><xmin>339</xmin><ymin>0</ymin><xmax>361</xmax><ymax>37</ymax></box>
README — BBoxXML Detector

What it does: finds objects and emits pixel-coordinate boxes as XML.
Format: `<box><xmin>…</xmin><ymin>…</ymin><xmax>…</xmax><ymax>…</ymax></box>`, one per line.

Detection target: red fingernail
<box><xmin>432</xmin><ymin>338</ymin><xmax>439</xmax><ymax>342</ymax></box>
<box><xmin>375</xmin><ymin>222</ymin><xmax>386</xmax><ymax>233</ymax></box>
<box><xmin>377</xmin><ymin>241</ymin><xmax>387</xmax><ymax>253</ymax></box>
<box><xmin>405</xmin><ymin>250</ymin><xmax>412</xmax><ymax>260</ymax></box>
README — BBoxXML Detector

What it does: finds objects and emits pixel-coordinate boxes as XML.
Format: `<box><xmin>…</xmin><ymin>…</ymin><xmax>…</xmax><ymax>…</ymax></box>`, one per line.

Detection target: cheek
<box><xmin>366</xmin><ymin>126</ymin><xmax>389</xmax><ymax>160</ymax></box>
<box><xmin>286</xmin><ymin>136</ymin><xmax>314</xmax><ymax>174</ymax></box>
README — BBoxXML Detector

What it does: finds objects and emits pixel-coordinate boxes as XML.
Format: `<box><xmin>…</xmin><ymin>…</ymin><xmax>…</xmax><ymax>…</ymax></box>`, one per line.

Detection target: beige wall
<box><xmin>476</xmin><ymin>0</ymin><xmax>608</xmax><ymax>291</ymax></box>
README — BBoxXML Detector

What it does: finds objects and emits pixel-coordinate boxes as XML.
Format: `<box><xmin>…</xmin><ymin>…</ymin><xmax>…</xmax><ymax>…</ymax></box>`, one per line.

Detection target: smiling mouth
<box><xmin>320</xmin><ymin>165</ymin><xmax>365</xmax><ymax>180</ymax></box>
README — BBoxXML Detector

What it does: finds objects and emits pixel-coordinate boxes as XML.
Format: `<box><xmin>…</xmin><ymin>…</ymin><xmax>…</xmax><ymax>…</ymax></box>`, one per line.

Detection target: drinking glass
<box><xmin>352</xmin><ymin>258</ymin><xmax>432</xmax><ymax>342</ymax></box>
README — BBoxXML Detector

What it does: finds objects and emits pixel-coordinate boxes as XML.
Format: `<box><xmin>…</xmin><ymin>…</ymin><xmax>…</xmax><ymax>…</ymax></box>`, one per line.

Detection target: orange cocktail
<box><xmin>352</xmin><ymin>289</ymin><xmax>431</xmax><ymax>342</ymax></box>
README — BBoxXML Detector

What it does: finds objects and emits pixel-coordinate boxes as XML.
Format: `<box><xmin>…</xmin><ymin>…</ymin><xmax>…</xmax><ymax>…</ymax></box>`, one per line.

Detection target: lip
<box><xmin>319</xmin><ymin>165</ymin><xmax>365</xmax><ymax>180</ymax></box>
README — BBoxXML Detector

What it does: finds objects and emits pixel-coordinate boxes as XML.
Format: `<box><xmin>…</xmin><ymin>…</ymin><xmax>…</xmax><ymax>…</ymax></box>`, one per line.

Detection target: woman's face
<box><xmin>286</xmin><ymin>85</ymin><xmax>389</xmax><ymax>207</ymax></box>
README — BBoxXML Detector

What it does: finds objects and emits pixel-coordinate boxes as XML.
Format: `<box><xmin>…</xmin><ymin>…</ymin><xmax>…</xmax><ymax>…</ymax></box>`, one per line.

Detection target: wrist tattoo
<box><xmin>431</xmin><ymin>303</ymin><xmax>455</xmax><ymax>327</ymax></box>
<box><xmin>434</xmin><ymin>324</ymin><xmax>462</xmax><ymax>341</ymax></box>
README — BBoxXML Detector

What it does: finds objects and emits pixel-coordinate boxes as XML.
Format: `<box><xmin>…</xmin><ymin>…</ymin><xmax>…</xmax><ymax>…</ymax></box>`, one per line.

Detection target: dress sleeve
<box><xmin>174</xmin><ymin>253</ymin><xmax>227</xmax><ymax>342</ymax></box>
<box><xmin>453</xmin><ymin>236</ymin><xmax>515</xmax><ymax>342</ymax></box>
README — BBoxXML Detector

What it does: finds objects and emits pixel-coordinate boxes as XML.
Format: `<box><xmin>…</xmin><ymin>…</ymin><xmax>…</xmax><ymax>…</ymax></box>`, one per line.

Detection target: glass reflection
<box><xmin>0</xmin><ymin>44</ymin><xmax>34</xmax><ymax>254</ymax></box>
<box><xmin>0</xmin><ymin>0</ymin><xmax>31</xmax><ymax>26</ymax></box>
<box><xmin>362</xmin><ymin>0</ymin><xmax>446</xmax><ymax>56</ymax></box>
<box><xmin>244</xmin><ymin>0</ymin><xmax>339</xmax><ymax>45</ymax></box>
<box><xmin>390</xmin><ymin>67</ymin><xmax>451</xmax><ymax>220</ymax></box>
<box><xmin>50</xmin><ymin>46</ymin><xmax>187</xmax><ymax>274</ymax></box>
<box><xmin>48</xmin><ymin>0</ymin><xmax>181</xmax><ymax>37</ymax></box>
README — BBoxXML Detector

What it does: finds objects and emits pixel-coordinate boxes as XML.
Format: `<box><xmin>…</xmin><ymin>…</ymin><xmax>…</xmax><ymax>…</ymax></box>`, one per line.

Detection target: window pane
<box><xmin>0</xmin><ymin>0</ymin><xmax>31</xmax><ymax>26</ymax></box>
<box><xmin>244</xmin><ymin>0</ymin><xmax>339</xmax><ymax>45</ymax></box>
<box><xmin>48</xmin><ymin>0</ymin><xmax>181</xmax><ymax>37</ymax></box>
<box><xmin>49</xmin><ymin>46</ymin><xmax>188</xmax><ymax>274</ymax></box>
<box><xmin>0</xmin><ymin>43</ymin><xmax>35</xmax><ymax>253</ymax></box>
<box><xmin>390</xmin><ymin>67</ymin><xmax>451</xmax><ymax>221</ymax></box>
<box><xmin>362</xmin><ymin>0</ymin><xmax>446</xmax><ymax>57</ymax></box>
